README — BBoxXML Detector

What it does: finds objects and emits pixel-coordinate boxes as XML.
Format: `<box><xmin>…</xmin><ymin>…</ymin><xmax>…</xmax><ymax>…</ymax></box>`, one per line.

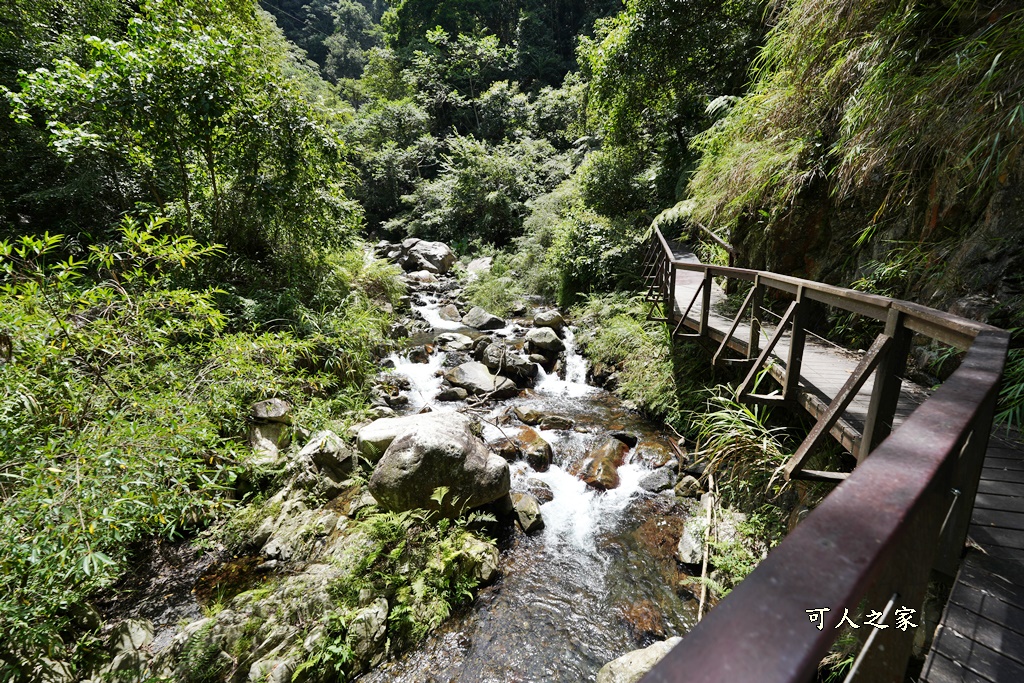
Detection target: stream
<box><xmin>362</xmin><ymin>285</ymin><xmax>699</xmax><ymax>682</ymax></box>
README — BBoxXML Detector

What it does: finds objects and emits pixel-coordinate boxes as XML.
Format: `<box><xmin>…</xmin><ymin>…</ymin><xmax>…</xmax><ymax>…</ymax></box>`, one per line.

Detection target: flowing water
<box><xmin>364</xmin><ymin>298</ymin><xmax>698</xmax><ymax>682</ymax></box>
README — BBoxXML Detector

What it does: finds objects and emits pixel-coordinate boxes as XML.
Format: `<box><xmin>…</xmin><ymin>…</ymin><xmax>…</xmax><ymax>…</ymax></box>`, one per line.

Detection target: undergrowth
<box><xmin>0</xmin><ymin>217</ymin><xmax>401</xmax><ymax>675</ymax></box>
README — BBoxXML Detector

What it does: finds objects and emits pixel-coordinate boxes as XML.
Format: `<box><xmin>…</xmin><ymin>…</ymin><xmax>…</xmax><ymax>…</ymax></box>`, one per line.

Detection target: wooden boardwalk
<box><xmin>669</xmin><ymin>244</ymin><xmax>1024</xmax><ymax>682</ymax></box>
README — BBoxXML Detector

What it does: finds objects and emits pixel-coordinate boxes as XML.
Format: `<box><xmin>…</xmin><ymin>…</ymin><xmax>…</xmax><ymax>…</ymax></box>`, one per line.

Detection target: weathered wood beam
<box><xmin>738</xmin><ymin>300</ymin><xmax>798</xmax><ymax>401</ymax></box>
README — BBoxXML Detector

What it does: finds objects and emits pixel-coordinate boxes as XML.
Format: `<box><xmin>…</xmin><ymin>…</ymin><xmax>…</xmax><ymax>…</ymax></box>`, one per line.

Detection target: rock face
<box><xmin>444</xmin><ymin>361</ymin><xmax>519</xmax><ymax>398</ymax></box>
<box><xmin>462</xmin><ymin>306</ymin><xmax>506</xmax><ymax>330</ymax></box>
<box><xmin>526</xmin><ymin>327</ymin><xmax>565</xmax><ymax>353</ymax></box>
<box><xmin>511</xmin><ymin>492</ymin><xmax>545</xmax><ymax>533</ymax></box>
<box><xmin>368</xmin><ymin>413</ymin><xmax>510</xmax><ymax>516</ymax></box>
<box><xmin>532</xmin><ymin>309</ymin><xmax>565</xmax><ymax>332</ymax></box>
<box><xmin>356</xmin><ymin>414</ymin><xmax>440</xmax><ymax>460</ymax></box>
<box><xmin>596</xmin><ymin>637</ymin><xmax>682</xmax><ymax>683</ymax></box>
<box><xmin>347</xmin><ymin>598</ymin><xmax>389</xmax><ymax>670</ymax></box>
<box><xmin>296</xmin><ymin>431</ymin><xmax>353</xmax><ymax>490</ymax></box>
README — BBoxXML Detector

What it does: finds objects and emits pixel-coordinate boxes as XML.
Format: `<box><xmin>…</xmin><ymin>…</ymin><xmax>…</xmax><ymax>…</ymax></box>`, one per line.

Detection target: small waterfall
<box><xmin>387</xmin><ymin>350</ymin><xmax>448</xmax><ymax>411</ymax></box>
<box><xmin>414</xmin><ymin>294</ymin><xmax>465</xmax><ymax>331</ymax></box>
<box><xmin>536</xmin><ymin>327</ymin><xmax>596</xmax><ymax>398</ymax></box>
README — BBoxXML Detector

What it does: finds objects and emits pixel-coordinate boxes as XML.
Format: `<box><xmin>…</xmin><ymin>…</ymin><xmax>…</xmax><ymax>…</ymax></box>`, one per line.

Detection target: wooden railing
<box><xmin>639</xmin><ymin>229</ymin><xmax>1010</xmax><ymax>683</ymax></box>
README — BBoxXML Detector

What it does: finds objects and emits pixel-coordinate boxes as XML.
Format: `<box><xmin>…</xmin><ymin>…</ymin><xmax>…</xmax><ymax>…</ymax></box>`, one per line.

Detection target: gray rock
<box><xmin>444</xmin><ymin>361</ymin><xmax>519</xmax><ymax>398</ymax></box>
<box><xmin>539</xmin><ymin>415</ymin><xmax>574</xmax><ymax>430</ymax></box>
<box><xmin>405</xmin><ymin>240</ymin><xmax>456</xmax><ymax>274</ymax></box>
<box><xmin>438</xmin><ymin>303</ymin><xmax>462</xmax><ymax>321</ymax></box>
<box><xmin>513</xmin><ymin>406</ymin><xmax>545</xmax><ymax>425</ymax></box>
<box><xmin>526</xmin><ymin>327</ymin><xmax>565</xmax><ymax>353</ymax></box>
<box><xmin>248</xmin><ymin>422</ymin><xmax>291</xmax><ymax>461</ymax></box>
<box><xmin>404</xmin><ymin>269</ymin><xmax>438</xmax><ymax>284</ymax></box>
<box><xmin>481</xmin><ymin>343</ymin><xmax>538</xmax><ymax>382</ymax></box>
<box><xmin>511</xmin><ymin>492</ymin><xmax>545</xmax><ymax>533</ymax></box>
<box><xmin>596</xmin><ymin>637</ymin><xmax>682</xmax><ymax>683</ymax></box>
<box><xmin>466</xmin><ymin>256</ymin><xmax>493</xmax><ymax>280</ymax></box>
<box><xmin>436</xmin><ymin>332</ymin><xmax>474</xmax><ymax>351</ymax></box>
<box><xmin>357</xmin><ymin>414</ymin><xmax>444</xmax><ymax>460</ymax></box>
<box><xmin>674</xmin><ymin>475</ymin><xmax>702</xmax><ymax>498</ymax></box>
<box><xmin>532</xmin><ymin>310</ymin><xmax>565</xmax><ymax>332</ymax></box>
<box><xmin>110</xmin><ymin>619</ymin><xmax>154</xmax><ymax>654</ymax></box>
<box><xmin>251</xmin><ymin>398</ymin><xmax>293</xmax><ymax>424</ymax></box>
<box><xmin>407</xmin><ymin>346</ymin><xmax>430</xmax><ymax>363</ymax></box>
<box><xmin>297</xmin><ymin>431</ymin><xmax>353</xmax><ymax>484</ymax></box>
<box><xmin>436</xmin><ymin>386</ymin><xmax>469</xmax><ymax>402</ymax></box>
<box><xmin>639</xmin><ymin>467</ymin><xmax>674</xmax><ymax>493</ymax></box>
<box><xmin>462</xmin><ymin>306</ymin><xmax>506</xmax><ymax>331</ymax></box>
<box><xmin>526</xmin><ymin>478</ymin><xmax>554</xmax><ymax>503</ymax></box>
<box><xmin>368</xmin><ymin>413</ymin><xmax>510</xmax><ymax>516</ymax></box>
<box><xmin>461</xmin><ymin>535</ymin><xmax>500</xmax><ymax>584</ymax></box>
<box><xmin>248</xmin><ymin>658</ymin><xmax>294</xmax><ymax>683</ymax></box>
<box><xmin>346</xmin><ymin>598</ymin><xmax>389</xmax><ymax>667</ymax></box>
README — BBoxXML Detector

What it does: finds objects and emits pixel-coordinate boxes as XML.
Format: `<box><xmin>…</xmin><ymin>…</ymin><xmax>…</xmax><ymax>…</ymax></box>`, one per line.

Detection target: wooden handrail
<box><xmin>640</xmin><ymin>229</ymin><xmax>1010</xmax><ymax>682</ymax></box>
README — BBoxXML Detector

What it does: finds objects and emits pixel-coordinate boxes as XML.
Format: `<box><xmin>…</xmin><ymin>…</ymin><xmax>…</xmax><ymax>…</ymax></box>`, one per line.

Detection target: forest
<box><xmin>2</xmin><ymin>0</ymin><xmax>1023</xmax><ymax>681</ymax></box>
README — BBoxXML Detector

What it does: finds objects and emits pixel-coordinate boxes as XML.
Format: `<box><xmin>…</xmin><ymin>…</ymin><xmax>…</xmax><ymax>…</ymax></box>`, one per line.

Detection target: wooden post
<box><xmin>700</xmin><ymin>269</ymin><xmax>713</xmax><ymax>336</ymax></box>
<box><xmin>668</xmin><ymin>263</ymin><xmax>677</xmax><ymax>326</ymax></box>
<box><xmin>859</xmin><ymin>308</ymin><xmax>912</xmax><ymax>461</ymax></box>
<box><xmin>748</xmin><ymin>278</ymin><xmax>764</xmax><ymax>360</ymax></box>
<box><xmin>783</xmin><ymin>287</ymin><xmax>807</xmax><ymax>402</ymax></box>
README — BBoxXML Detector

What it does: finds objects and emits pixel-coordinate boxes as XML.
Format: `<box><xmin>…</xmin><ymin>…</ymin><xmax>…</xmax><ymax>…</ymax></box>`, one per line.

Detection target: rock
<box><xmin>248</xmin><ymin>659</ymin><xmax>294</xmax><ymax>683</ymax></box>
<box><xmin>444</xmin><ymin>361</ymin><xmax>519</xmax><ymax>398</ymax></box>
<box><xmin>357</xmin><ymin>413</ymin><xmax>448</xmax><ymax>460</ymax></box>
<box><xmin>461</xmin><ymin>306</ymin><xmax>506</xmax><ymax>331</ymax></box>
<box><xmin>539</xmin><ymin>415</ymin><xmax>574</xmax><ymax>430</ymax></box>
<box><xmin>532</xmin><ymin>310</ymin><xmax>565</xmax><ymax>332</ymax></box>
<box><xmin>674</xmin><ymin>475</ymin><xmax>702</xmax><ymax>499</ymax></box>
<box><xmin>405</xmin><ymin>269</ymin><xmax>438</xmax><ymax>284</ymax></box>
<box><xmin>582</xmin><ymin>457</ymin><xmax>620</xmax><ymax>490</ymax></box>
<box><xmin>406</xmin><ymin>240</ymin><xmax>456</xmax><ymax>274</ymax></box>
<box><xmin>346</xmin><ymin>598</ymin><xmax>389</xmax><ymax>668</ymax></box>
<box><xmin>511</xmin><ymin>427</ymin><xmax>553</xmax><ymax>471</ymax></box>
<box><xmin>472</xmin><ymin>336</ymin><xmax>494</xmax><ymax>359</ymax></box>
<box><xmin>436</xmin><ymin>386</ymin><xmax>469</xmax><ymax>402</ymax></box>
<box><xmin>481</xmin><ymin>343</ymin><xmax>538</xmax><ymax>382</ymax></box>
<box><xmin>368</xmin><ymin>413</ymin><xmax>510</xmax><ymax>516</ymax></box>
<box><xmin>461</xmin><ymin>535</ymin><xmax>500</xmax><ymax>585</ymax></box>
<box><xmin>509</xmin><ymin>301</ymin><xmax>528</xmax><ymax>316</ymax></box>
<box><xmin>465</xmin><ymin>256</ymin><xmax>493</xmax><ymax>280</ymax></box>
<box><xmin>251</xmin><ymin>398</ymin><xmax>293</xmax><ymax>425</ymax></box>
<box><xmin>526</xmin><ymin>327</ymin><xmax>565</xmax><ymax>353</ymax></box>
<box><xmin>407</xmin><ymin>346</ymin><xmax>430</xmax><ymax>363</ymax></box>
<box><xmin>634</xmin><ymin>441</ymin><xmax>675</xmax><ymax>467</ymax></box>
<box><xmin>248</xmin><ymin>422</ymin><xmax>290</xmax><ymax>461</ymax></box>
<box><xmin>526</xmin><ymin>478</ymin><xmax>554</xmax><ymax>503</ymax></box>
<box><xmin>638</xmin><ymin>467</ymin><xmax>674</xmax><ymax>493</ymax></box>
<box><xmin>110</xmin><ymin>619</ymin><xmax>154</xmax><ymax>654</ymax></box>
<box><xmin>511</xmin><ymin>492</ymin><xmax>545</xmax><ymax>533</ymax></box>
<box><xmin>596</xmin><ymin>637</ymin><xmax>682</xmax><ymax>683</ymax></box>
<box><xmin>491</xmin><ymin>438</ymin><xmax>519</xmax><ymax>461</ymax></box>
<box><xmin>513</xmin><ymin>406</ymin><xmax>545</xmax><ymax>425</ymax></box>
<box><xmin>590</xmin><ymin>437</ymin><xmax>630</xmax><ymax>466</ymax></box>
<box><xmin>528</xmin><ymin>353</ymin><xmax>549</xmax><ymax>365</ymax></box>
<box><xmin>436</xmin><ymin>332</ymin><xmax>475</xmax><ymax>351</ymax></box>
<box><xmin>438</xmin><ymin>304</ymin><xmax>462</xmax><ymax>322</ymax></box>
<box><xmin>297</xmin><ymin>431</ymin><xmax>353</xmax><ymax>484</ymax></box>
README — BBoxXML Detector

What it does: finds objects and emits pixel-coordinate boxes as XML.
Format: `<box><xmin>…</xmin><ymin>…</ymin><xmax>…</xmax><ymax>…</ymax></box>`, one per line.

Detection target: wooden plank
<box><xmin>980</xmin><ymin>546</ymin><xmax>1024</xmax><ymax>561</ymax></box>
<box><xmin>924</xmin><ymin>626</ymin><xmax>1024</xmax><ymax>683</ymax></box>
<box><xmin>713</xmin><ymin>285</ymin><xmax>756</xmax><ymax>366</ymax></box>
<box><xmin>983</xmin><ymin>457</ymin><xmax>1024</xmax><ymax>472</ymax></box>
<box><xmin>939</xmin><ymin>602</ymin><xmax>1024</xmax><ymax>669</ymax></box>
<box><xmin>973</xmin><ymin>493</ymin><xmax>1024</xmax><ymax>514</ymax></box>
<box><xmin>969</xmin><ymin>525</ymin><xmax>1024</xmax><ymax>551</ymax></box>
<box><xmin>949</xmin><ymin>583</ymin><xmax>1024</xmax><ymax>638</ymax></box>
<box><xmin>922</xmin><ymin>651</ymin><xmax>1001</xmax><ymax>683</ymax></box>
<box><xmin>981</xmin><ymin>467</ymin><xmax>1024</xmax><ymax>484</ymax></box>
<box><xmin>737</xmin><ymin>300</ymin><xmax>797</xmax><ymax>400</ymax></box>
<box><xmin>977</xmin><ymin>479</ymin><xmax>1024</xmax><ymax>497</ymax></box>
<box><xmin>973</xmin><ymin>508</ymin><xmax>1024</xmax><ymax>532</ymax></box>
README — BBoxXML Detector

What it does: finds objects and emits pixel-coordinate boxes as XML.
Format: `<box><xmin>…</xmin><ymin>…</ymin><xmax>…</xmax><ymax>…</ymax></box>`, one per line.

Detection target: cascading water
<box><xmin>364</xmin><ymin>296</ymin><xmax>698</xmax><ymax>682</ymax></box>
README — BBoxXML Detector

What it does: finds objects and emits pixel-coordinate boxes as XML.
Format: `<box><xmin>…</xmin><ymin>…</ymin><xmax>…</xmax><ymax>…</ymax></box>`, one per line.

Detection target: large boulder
<box><xmin>368</xmin><ymin>413</ymin><xmax>510</xmax><ymax>516</ymax></box>
<box><xmin>438</xmin><ymin>304</ymin><xmax>462</xmax><ymax>322</ymax></box>
<box><xmin>590</xmin><ymin>437</ymin><xmax>631</xmax><ymax>466</ymax></box>
<box><xmin>532</xmin><ymin>310</ymin><xmax>565</xmax><ymax>333</ymax></box>
<box><xmin>357</xmin><ymin>414</ymin><xmax>443</xmax><ymax>460</ymax></box>
<box><xmin>251</xmin><ymin>398</ymin><xmax>293</xmax><ymax>424</ymax></box>
<box><xmin>596</xmin><ymin>637</ymin><xmax>682</xmax><ymax>683</ymax></box>
<box><xmin>405</xmin><ymin>240</ymin><xmax>456</xmax><ymax>275</ymax></box>
<box><xmin>526</xmin><ymin>327</ymin><xmax>565</xmax><ymax>353</ymax></box>
<box><xmin>582</xmin><ymin>457</ymin><xmax>620</xmax><ymax>491</ymax></box>
<box><xmin>481</xmin><ymin>343</ymin><xmax>538</xmax><ymax>382</ymax></box>
<box><xmin>444</xmin><ymin>362</ymin><xmax>519</xmax><ymax>398</ymax></box>
<box><xmin>462</xmin><ymin>306</ymin><xmax>506</xmax><ymax>330</ymax></box>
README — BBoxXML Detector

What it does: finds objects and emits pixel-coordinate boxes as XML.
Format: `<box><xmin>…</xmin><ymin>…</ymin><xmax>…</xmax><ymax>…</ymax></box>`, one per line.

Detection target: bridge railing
<box><xmin>639</xmin><ymin>229</ymin><xmax>1010</xmax><ymax>683</ymax></box>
